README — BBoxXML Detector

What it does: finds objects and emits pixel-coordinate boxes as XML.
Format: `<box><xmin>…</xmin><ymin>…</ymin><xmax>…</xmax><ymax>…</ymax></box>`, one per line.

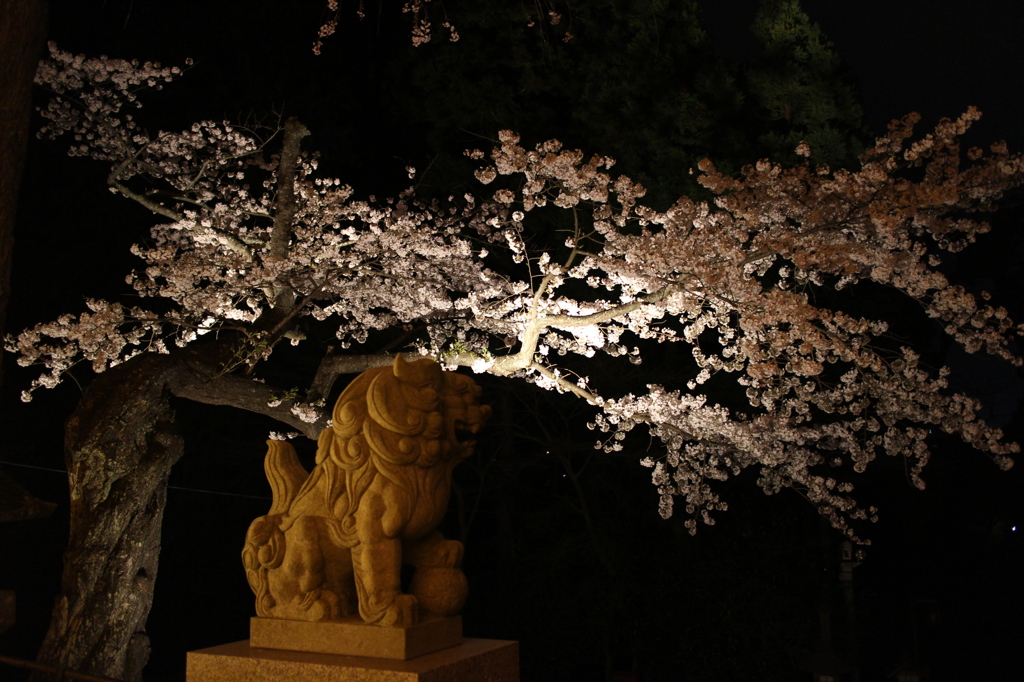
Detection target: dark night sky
<box><xmin>2</xmin><ymin>2</ymin><xmax>1023</xmax><ymax>681</ymax></box>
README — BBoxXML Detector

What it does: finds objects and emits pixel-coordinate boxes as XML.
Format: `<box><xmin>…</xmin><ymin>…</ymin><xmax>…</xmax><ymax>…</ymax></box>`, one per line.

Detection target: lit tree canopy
<box><xmin>13</xmin><ymin>44</ymin><xmax>1024</xmax><ymax>539</ymax></box>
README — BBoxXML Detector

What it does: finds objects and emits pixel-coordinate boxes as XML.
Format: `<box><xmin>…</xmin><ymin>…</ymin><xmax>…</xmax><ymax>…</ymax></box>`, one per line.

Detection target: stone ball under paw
<box><xmin>409</xmin><ymin>567</ymin><xmax>467</xmax><ymax>616</ymax></box>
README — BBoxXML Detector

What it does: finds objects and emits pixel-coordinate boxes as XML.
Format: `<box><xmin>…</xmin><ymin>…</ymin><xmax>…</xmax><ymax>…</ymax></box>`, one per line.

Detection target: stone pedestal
<box><xmin>187</xmin><ymin>638</ymin><xmax>519</xmax><ymax>682</ymax></box>
<box><xmin>249</xmin><ymin>616</ymin><xmax>462</xmax><ymax>659</ymax></box>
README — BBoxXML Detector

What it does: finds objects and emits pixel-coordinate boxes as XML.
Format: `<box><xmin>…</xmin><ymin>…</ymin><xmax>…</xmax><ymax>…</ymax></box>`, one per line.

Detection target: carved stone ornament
<box><xmin>242</xmin><ymin>356</ymin><xmax>490</xmax><ymax>627</ymax></box>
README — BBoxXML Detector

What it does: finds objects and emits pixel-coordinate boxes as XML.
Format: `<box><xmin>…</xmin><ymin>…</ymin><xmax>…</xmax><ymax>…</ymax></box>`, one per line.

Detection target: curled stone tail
<box><xmin>265</xmin><ymin>440</ymin><xmax>309</xmax><ymax>515</ymax></box>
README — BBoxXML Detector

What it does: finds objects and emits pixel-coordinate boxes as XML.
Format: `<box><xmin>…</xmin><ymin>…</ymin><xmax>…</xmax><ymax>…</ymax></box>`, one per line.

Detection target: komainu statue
<box><xmin>242</xmin><ymin>356</ymin><xmax>490</xmax><ymax>627</ymax></box>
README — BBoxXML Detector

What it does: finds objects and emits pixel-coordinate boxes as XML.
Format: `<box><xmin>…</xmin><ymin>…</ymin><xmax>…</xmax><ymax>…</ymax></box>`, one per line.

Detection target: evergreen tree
<box><xmin>379</xmin><ymin>0</ymin><xmax>869</xmax><ymax>206</ymax></box>
<box><xmin>746</xmin><ymin>0</ymin><xmax>869</xmax><ymax>167</ymax></box>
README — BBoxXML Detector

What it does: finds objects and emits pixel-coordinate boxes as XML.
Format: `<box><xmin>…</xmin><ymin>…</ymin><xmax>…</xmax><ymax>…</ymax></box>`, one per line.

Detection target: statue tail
<box><xmin>264</xmin><ymin>440</ymin><xmax>309</xmax><ymax>515</ymax></box>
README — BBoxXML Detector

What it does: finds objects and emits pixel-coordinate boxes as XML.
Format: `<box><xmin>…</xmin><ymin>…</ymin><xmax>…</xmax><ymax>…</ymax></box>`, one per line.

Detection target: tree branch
<box><xmin>264</xmin><ymin>117</ymin><xmax>310</xmax><ymax>313</ymax></box>
<box><xmin>269</xmin><ymin>117</ymin><xmax>310</xmax><ymax>263</ymax></box>
<box><xmin>305</xmin><ymin>350</ymin><xmax>422</xmax><ymax>405</ymax></box>
<box><xmin>529</xmin><ymin>362</ymin><xmax>604</xmax><ymax>405</ymax></box>
<box><xmin>107</xmin><ymin>180</ymin><xmax>254</xmax><ymax>259</ymax></box>
<box><xmin>538</xmin><ymin>283</ymin><xmax>679</xmax><ymax>328</ymax></box>
<box><xmin>107</xmin><ymin>177</ymin><xmax>182</xmax><ymax>222</ymax></box>
<box><xmin>170</xmin><ymin>359</ymin><xmax>328</xmax><ymax>439</ymax></box>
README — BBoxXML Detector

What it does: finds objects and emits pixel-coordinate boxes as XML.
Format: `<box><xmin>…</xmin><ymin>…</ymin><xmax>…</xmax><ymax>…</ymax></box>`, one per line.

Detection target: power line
<box><xmin>0</xmin><ymin>460</ymin><xmax>270</xmax><ymax>501</ymax></box>
<box><xmin>166</xmin><ymin>485</ymin><xmax>269</xmax><ymax>501</ymax></box>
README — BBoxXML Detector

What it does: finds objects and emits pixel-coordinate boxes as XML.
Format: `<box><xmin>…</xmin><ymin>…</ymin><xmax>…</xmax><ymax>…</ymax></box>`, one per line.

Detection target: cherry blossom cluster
<box><xmin>35</xmin><ymin>42</ymin><xmax>190</xmax><ymax>164</ymax></box>
<box><xmin>12</xmin><ymin>47</ymin><xmax>1024</xmax><ymax>538</ymax></box>
<box><xmin>15</xmin><ymin>46</ymin><xmax>509</xmax><ymax>398</ymax></box>
<box><xmin>457</xmin><ymin>116</ymin><xmax>1022</xmax><ymax>538</ymax></box>
<box><xmin>315</xmin><ymin>0</ymin><xmax>457</xmax><ymax>51</ymax></box>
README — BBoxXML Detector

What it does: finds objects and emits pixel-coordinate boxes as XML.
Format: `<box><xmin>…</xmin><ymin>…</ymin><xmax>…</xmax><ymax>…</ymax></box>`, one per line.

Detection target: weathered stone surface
<box><xmin>243</xmin><ymin>356</ymin><xmax>490</xmax><ymax>628</ymax></box>
<box><xmin>187</xmin><ymin>638</ymin><xmax>519</xmax><ymax>682</ymax></box>
<box><xmin>33</xmin><ymin>353</ymin><xmax>185</xmax><ymax>682</ymax></box>
<box><xmin>249</xmin><ymin>615</ymin><xmax>461</xmax><ymax>659</ymax></box>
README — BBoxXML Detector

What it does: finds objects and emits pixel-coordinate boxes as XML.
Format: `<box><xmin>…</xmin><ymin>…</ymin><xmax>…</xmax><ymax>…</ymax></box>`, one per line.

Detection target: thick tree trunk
<box><xmin>33</xmin><ymin>354</ymin><xmax>183</xmax><ymax>682</ymax></box>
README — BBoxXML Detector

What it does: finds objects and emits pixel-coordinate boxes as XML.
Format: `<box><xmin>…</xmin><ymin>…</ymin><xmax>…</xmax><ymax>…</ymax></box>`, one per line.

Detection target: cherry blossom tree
<box><xmin>13</xmin><ymin>43</ymin><xmax>1024</xmax><ymax>680</ymax></box>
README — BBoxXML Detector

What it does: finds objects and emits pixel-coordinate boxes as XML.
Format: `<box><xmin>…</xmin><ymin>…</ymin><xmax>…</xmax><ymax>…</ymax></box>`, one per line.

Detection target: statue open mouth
<box><xmin>453</xmin><ymin>421</ymin><xmax>481</xmax><ymax>445</ymax></box>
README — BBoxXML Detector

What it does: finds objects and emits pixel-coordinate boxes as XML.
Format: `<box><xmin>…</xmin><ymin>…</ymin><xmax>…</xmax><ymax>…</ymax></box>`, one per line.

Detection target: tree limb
<box><xmin>169</xmin><ymin>348</ymin><xmax>331</xmax><ymax>438</ymax></box>
<box><xmin>265</xmin><ymin>116</ymin><xmax>310</xmax><ymax>312</ymax></box>
<box><xmin>305</xmin><ymin>350</ymin><xmax>421</xmax><ymax>405</ymax></box>
<box><xmin>529</xmin><ymin>362</ymin><xmax>604</xmax><ymax>405</ymax></box>
<box><xmin>539</xmin><ymin>283</ymin><xmax>680</xmax><ymax>328</ymax></box>
<box><xmin>107</xmin><ymin>178</ymin><xmax>183</xmax><ymax>222</ymax></box>
<box><xmin>269</xmin><ymin>117</ymin><xmax>310</xmax><ymax>262</ymax></box>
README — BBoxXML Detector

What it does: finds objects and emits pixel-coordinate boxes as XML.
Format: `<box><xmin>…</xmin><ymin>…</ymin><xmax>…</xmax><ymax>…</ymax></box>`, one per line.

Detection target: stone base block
<box><xmin>187</xmin><ymin>638</ymin><xmax>519</xmax><ymax>682</ymax></box>
<box><xmin>250</xmin><ymin>616</ymin><xmax>462</xmax><ymax>659</ymax></box>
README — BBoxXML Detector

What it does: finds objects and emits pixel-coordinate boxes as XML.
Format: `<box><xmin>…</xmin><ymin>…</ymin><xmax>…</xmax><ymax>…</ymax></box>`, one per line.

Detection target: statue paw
<box><xmin>438</xmin><ymin>539</ymin><xmax>464</xmax><ymax>568</ymax></box>
<box><xmin>296</xmin><ymin>590</ymin><xmax>329</xmax><ymax>621</ymax></box>
<box><xmin>410</xmin><ymin>535</ymin><xmax>464</xmax><ymax>568</ymax></box>
<box><xmin>380</xmin><ymin>593</ymin><xmax>418</xmax><ymax>628</ymax></box>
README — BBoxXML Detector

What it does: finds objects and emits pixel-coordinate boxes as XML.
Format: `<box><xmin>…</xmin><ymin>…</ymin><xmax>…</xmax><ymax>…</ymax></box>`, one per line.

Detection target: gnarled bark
<box><xmin>33</xmin><ymin>354</ymin><xmax>183</xmax><ymax>682</ymax></box>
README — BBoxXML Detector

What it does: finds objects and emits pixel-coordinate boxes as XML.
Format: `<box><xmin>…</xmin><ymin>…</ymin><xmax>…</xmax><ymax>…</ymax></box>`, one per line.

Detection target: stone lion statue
<box><xmin>242</xmin><ymin>356</ymin><xmax>490</xmax><ymax>627</ymax></box>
